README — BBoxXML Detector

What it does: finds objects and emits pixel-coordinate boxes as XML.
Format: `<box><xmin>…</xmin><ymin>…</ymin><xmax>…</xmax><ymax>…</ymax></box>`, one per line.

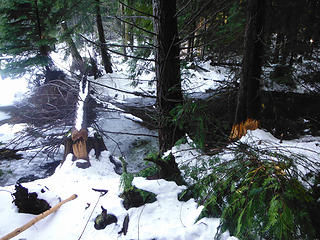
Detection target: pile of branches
<box><xmin>11</xmin><ymin>77</ymin><xmax>79</xmax><ymax>127</ymax></box>
<box><xmin>5</xmin><ymin>74</ymin><xmax>80</xmax><ymax>161</ymax></box>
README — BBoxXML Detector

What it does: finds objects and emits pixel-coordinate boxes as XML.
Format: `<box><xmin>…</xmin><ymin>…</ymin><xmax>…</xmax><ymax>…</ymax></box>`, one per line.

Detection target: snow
<box><xmin>182</xmin><ymin>61</ymin><xmax>232</xmax><ymax>94</ymax></box>
<box><xmin>75</xmin><ymin>80</ymin><xmax>89</xmax><ymax>130</ymax></box>
<box><xmin>0</xmin><ymin>76</ymin><xmax>28</xmax><ymax>106</ymax></box>
<box><xmin>0</xmin><ymin>57</ymin><xmax>240</xmax><ymax>239</ymax></box>
<box><xmin>0</xmin><ymin>50</ymin><xmax>319</xmax><ymax>240</ymax></box>
<box><xmin>0</xmin><ymin>152</ymin><xmax>235</xmax><ymax>240</ymax></box>
<box><xmin>0</xmin><ymin>111</ymin><xmax>10</xmax><ymax>121</ymax></box>
<box><xmin>2</xmin><ymin>126</ymin><xmax>317</xmax><ymax>239</ymax></box>
<box><xmin>0</xmin><ymin>123</ymin><xmax>27</xmax><ymax>143</ymax></box>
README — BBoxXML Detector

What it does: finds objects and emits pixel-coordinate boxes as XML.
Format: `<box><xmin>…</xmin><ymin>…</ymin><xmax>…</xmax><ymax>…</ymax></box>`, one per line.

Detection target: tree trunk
<box><xmin>230</xmin><ymin>0</ymin><xmax>265</xmax><ymax>139</ymax></box>
<box><xmin>120</xmin><ymin>2</ymin><xmax>128</xmax><ymax>60</ymax></box>
<box><xmin>127</xmin><ymin>0</ymin><xmax>134</xmax><ymax>52</ymax></box>
<box><xmin>153</xmin><ymin>0</ymin><xmax>184</xmax><ymax>153</ymax></box>
<box><xmin>61</xmin><ymin>21</ymin><xmax>85</xmax><ymax>75</ymax></box>
<box><xmin>95</xmin><ymin>0</ymin><xmax>113</xmax><ymax>73</ymax></box>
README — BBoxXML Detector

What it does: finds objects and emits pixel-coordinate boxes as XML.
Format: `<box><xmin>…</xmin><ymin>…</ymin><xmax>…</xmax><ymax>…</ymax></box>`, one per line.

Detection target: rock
<box><xmin>75</xmin><ymin>160</ymin><xmax>91</xmax><ymax>169</ymax></box>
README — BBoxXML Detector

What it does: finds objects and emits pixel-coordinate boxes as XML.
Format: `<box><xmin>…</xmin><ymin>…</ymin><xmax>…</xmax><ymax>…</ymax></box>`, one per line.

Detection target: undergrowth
<box><xmin>180</xmin><ymin>142</ymin><xmax>320</xmax><ymax>240</ymax></box>
<box><xmin>119</xmin><ymin>171</ymin><xmax>157</xmax><ymax>210</ymax></box>
<box><xmin>170</xmin><ymin>100</ymin><xmax>206</xmax><ymax>149</ymax></box>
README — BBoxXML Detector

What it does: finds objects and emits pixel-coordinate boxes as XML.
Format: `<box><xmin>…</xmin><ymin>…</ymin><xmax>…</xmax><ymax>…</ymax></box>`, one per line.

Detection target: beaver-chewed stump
<box><xmin>13</xmin><ymin>183</ymin><xmax>51</xmax><ymax>214</ymax></box>
<box><xmin>63</xmin><ymin>132</ymin><xmax>107</xmax><ymax>161</ymax></box>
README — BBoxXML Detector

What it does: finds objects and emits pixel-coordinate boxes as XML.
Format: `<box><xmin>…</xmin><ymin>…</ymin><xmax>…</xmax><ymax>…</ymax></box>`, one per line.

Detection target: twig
<box><xmin>79</xmin><ymin>34</ymin><xmax>155</xmax><ymax>62</ymax></box>
<box><xmin>87</xmin><ymin>78</ymin><xmax>156</xmax><ymax>99</ymax></box>
<box><xmin>77</xmin><ymin>191</ymin><xmax>107</xmax><ymax>240</ymax></box>
<box><xmin>137</xmin><ymin>205</ymin><xmax>146</xmax><ymax>240</ymax></box>
<box><xmin>115</xmin><ymin>16</ymin><xmax>156</xmax><ymax>36</ymax></box>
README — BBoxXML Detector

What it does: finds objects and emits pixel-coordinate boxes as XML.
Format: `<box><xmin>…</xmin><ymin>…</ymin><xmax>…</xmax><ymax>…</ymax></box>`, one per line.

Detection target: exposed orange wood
<box><xmin>71</xmin><ymin>128</ymin><xmax>88</xmax><ymax>160</ymax></box>
<box><xmin>230</xmin><ymin>118</ymin><xmax>259</xmax><ymax>140</ymax></box>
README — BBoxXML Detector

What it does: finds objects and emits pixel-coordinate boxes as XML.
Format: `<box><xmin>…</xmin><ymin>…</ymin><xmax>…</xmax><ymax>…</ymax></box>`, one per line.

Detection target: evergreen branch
<box><xmin>114</xmin><ymin>16</ymin><xmax>157</xmax><ymax>36</ymax></box>
<box><xmin>118</xmin><ymin>0</ymin><xmax>157</xmax><ymax>19</ymax></box>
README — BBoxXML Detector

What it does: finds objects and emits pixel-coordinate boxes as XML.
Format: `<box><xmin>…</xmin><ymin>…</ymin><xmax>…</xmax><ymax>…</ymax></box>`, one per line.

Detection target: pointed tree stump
<box><xmin>71</xmin><ymin>128</ymin><xmax>88</xmax><ymax>160</ymax></box>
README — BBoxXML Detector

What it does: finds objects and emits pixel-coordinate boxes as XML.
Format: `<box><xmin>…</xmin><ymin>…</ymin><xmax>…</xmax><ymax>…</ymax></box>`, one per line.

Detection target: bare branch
<box><xmin>79</xmin><ymin>34</ymin><xmax>155</xmax><ymax>62</ymax></box>
<box><xmin>87</xmin><ymin>78</ymin><xmax>156</xmax><ymax>99</ymax></box>
<box><xmin>106</xmin><ymin>43</ymin><xmax>153</xmax><ymax>49</ymax></box>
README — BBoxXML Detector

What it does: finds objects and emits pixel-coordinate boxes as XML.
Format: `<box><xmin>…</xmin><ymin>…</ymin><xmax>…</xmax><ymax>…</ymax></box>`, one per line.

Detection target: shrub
<box><xmin>181</xmin><ymin>142</ymin><xmax>320</xmax><ymax>239</ymax></box>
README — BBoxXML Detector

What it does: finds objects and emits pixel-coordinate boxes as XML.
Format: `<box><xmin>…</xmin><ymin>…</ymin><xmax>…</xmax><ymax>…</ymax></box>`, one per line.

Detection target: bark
<box><xmin>95</xmin><ymin>0</ymin><xmax>113</xmax><ymax>73</ymax></box>
<box><xmin>230</xmin><ymin>0</ymin><xmax>265</xmax><ymax>139</ymax></box>
<box><xmin>153</xmin><ymin>0</ymin><xmax>184</xmax><ymax>153</ymax></box>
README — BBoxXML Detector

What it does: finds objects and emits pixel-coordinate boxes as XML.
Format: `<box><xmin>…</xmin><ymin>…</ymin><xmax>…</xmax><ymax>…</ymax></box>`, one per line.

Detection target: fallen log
<box><xmin>0</xmin><ymin>194</ymin><xmax>77</xmax><ymax>240</ymax></box>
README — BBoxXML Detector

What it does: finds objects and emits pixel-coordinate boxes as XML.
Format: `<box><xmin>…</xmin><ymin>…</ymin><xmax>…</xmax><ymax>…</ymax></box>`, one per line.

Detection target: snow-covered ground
<box><xmin>0</xmin><ymin>53</ymin><xmax>319</xmax><ymax>239</ymax></box>
<box><xmin>0</xmin><ymin>151</ymin><xmax>238</xmax><ymax>240</ymax></box>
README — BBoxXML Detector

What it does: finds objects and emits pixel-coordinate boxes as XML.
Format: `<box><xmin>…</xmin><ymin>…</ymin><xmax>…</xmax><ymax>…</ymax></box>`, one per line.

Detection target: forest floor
<box><xmin>0</xmin><ymin>55</ymin><xmax>319</xmax><ymax>239</ymax></box>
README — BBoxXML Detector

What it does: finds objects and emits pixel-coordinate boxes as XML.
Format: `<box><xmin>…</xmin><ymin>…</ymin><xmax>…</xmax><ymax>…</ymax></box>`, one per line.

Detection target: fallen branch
<box><xmin>0</xmin><ymin>194</ymin><xmax>77</xmax><ymax>240</ymax></box>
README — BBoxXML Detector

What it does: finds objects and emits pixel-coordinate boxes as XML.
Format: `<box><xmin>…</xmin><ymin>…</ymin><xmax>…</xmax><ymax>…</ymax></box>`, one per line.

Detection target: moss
<box><xmin>120</xmin><ymin>187</ymin><xmax>157</xmax><ymax>210</ymax></box>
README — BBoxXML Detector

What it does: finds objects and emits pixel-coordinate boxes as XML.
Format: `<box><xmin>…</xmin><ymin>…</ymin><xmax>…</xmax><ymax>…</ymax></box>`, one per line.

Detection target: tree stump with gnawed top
<box><xmin>71</xmin><ymin>128</ymin><xmax>88</xmax><ymax>160</ymax></box>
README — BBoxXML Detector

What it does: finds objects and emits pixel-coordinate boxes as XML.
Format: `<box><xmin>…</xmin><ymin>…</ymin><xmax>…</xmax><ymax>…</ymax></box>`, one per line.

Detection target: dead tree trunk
<box><xmin>230</xmin><ymin>0</ymin><xmax>266</xmax><ymax>139</ymax></box>
<box><xmin>153</xmin><ymin>0</ymin><xmax>184</xmax><ymax>153</ymax></box>
<box><xmin>63</xmin><ymin>78</ymin><xmax>107</xmax><ymax>164</ymax></box>
<box><xmin>71</xmin><ymin>77</ymin><xmax>89</xmax><ymax>162</ymax></box>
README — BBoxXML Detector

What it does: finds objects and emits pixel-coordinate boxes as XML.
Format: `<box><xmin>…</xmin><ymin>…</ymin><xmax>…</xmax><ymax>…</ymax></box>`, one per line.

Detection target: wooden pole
<box><xmin>0</xmin><ymin>194</ymin><xmax>77</xmax><ymax>240</ymax></box>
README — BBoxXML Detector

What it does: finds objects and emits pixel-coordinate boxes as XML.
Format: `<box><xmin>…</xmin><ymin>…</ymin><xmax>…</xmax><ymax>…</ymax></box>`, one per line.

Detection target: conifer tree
<box><xmin>230</xmin><ymin>0</ymin><xmax>266</xmax><ymax>139</ymax></box>
<box><xmin>153</xmin><ymin>0</ymin><xmax>184</xmax><ymax>152</ymax></box>
<box><xmin>0</xmin><ymin>0</ymin><xmax>60</xmax><ymax>78</ymax></box>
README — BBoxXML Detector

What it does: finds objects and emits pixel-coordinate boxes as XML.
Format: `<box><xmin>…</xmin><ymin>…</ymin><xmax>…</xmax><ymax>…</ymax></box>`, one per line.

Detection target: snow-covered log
<box><xmin>72</xmin><ymin>77</ymin><xmax>89</xmax><ymax>160</ymax></box>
